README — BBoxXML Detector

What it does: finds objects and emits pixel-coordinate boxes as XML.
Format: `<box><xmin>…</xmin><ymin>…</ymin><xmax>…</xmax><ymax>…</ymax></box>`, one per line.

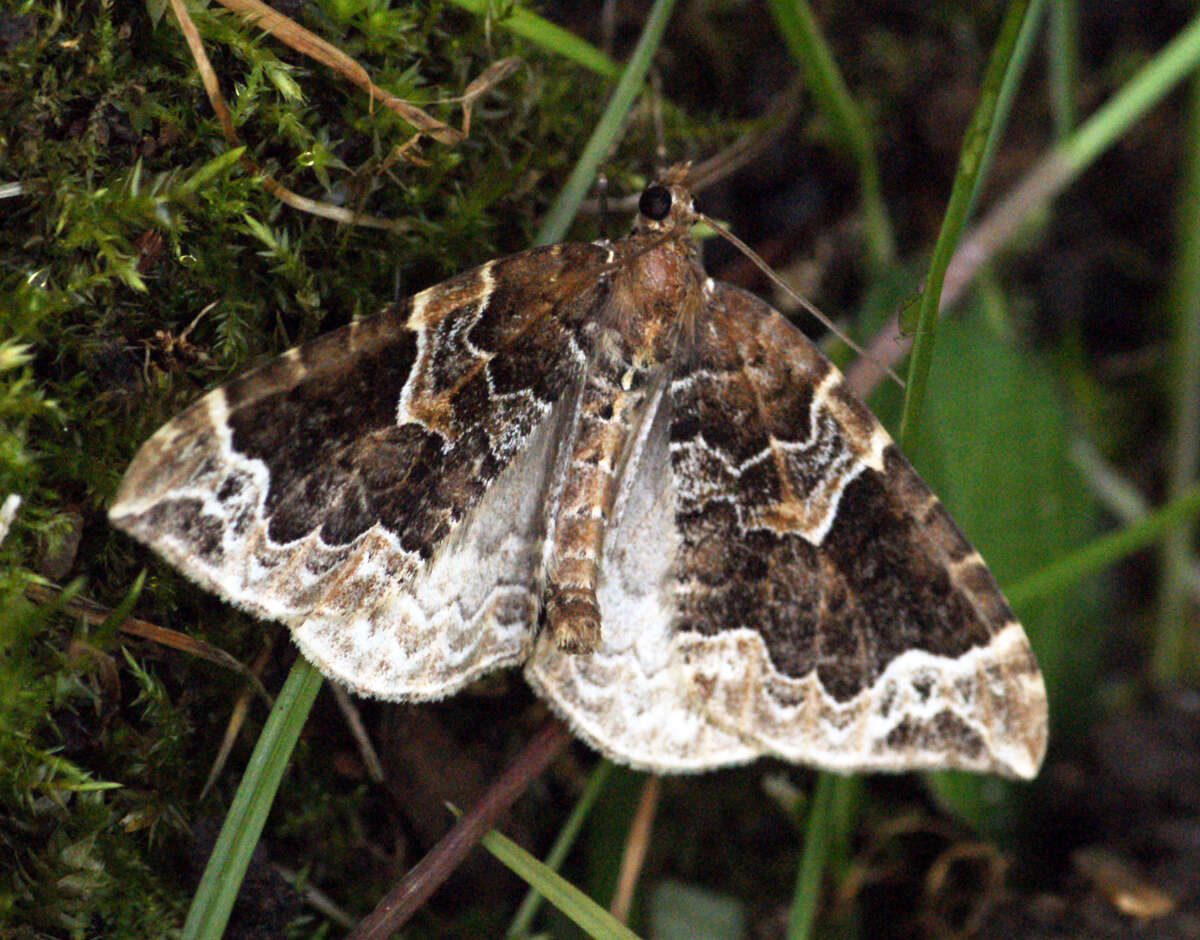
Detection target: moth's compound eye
<box><xmin>639</xmin><ymin>185</ymin><xmax>672</xmax><ymax>221</ymax></box>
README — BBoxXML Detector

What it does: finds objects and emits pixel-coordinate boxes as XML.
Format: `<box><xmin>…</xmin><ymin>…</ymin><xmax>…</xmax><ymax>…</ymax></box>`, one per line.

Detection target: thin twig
<box><xmin>274</xmin><ymin>863</ymin><xmax>358</xmax><ymax>929</ymax></box>
<box><xmin>348</xmin><ymin>719</ymin><xmax>572</xmax><ymax>939</ymax></box>
<box><xmin>216</xmin><ymin>0</ymin><xmax>461</xmax><ymax>142</ymax></box>
<box><xmin>166</xmin><ymin>0</ymin><xmax>431</xmax><ymax>232</ymax></box>
<box><xmin>609</xmin><ymin>774</ymin><xmax>661</xmax><ymax>923</ymax></box>
<box><xmin>330</xmin><ymin>682</ymin><xmax>386</xmax><ymax>783</ymax></box>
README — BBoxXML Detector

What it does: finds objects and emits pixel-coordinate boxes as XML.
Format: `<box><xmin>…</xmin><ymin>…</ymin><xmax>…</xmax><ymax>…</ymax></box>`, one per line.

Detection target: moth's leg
<box><xmin>596</xmin><ymin>172</ymin><xmax>610</xmax><ymax>242</ymax></box>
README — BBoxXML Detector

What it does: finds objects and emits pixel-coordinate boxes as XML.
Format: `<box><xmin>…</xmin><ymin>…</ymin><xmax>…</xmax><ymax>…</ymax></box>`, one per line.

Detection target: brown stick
<box><xmin>609</xmin><ymin>774</ymin><xmax>661</xmax><ymax>922</ymax></box>
<box><xmin>348</xmin><ymin>718</ymin><xmax>573</xmax><ymax>939</ymax></box>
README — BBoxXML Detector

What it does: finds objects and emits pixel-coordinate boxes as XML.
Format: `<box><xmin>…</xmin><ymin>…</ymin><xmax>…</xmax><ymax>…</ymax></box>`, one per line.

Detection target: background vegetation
<box><xmin>1</xmin><ymin>0</ymin><xmax>1198</xmax><ymax>936</ymax></box>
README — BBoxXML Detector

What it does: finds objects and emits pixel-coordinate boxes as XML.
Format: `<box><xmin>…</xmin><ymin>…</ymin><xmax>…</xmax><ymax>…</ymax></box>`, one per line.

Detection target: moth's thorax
<box><xmin>600</xmin><ymin>230</ymin><xmax>703</xmax><ymax>373</ymax></box>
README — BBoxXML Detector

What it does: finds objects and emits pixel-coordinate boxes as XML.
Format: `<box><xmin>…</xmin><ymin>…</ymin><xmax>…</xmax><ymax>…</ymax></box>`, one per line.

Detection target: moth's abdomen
<box><xmin>544</xmin><ymin>368</ymin><xmax>651</xmax><ymax>653</ymax></box>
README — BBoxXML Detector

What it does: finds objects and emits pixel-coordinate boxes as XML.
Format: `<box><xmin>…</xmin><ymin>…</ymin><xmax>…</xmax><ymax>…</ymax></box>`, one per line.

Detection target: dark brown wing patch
<box><xmin>671</xmin><ymin>284</ymin><xmax>1008</xmax><ymax>699</ymax></box>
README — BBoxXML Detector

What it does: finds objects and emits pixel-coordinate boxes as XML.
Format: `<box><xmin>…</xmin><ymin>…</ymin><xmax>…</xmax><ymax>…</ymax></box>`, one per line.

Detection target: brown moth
<box><xmin>110</xmin><ymin>166</ymin><xmax>1048</xmax><ymax>778</ymax></box>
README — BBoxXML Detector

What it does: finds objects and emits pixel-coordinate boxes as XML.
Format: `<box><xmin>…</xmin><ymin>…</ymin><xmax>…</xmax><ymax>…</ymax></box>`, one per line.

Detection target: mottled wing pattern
<box><xmin>110</xmin><ymin>244</ymin><xmax>612</xmax><ymax>700</ymax></box>
<box><xmin>529</xmin><ymin>282</ymin><xmax>1047</xmax><ymax>778</ymax></box>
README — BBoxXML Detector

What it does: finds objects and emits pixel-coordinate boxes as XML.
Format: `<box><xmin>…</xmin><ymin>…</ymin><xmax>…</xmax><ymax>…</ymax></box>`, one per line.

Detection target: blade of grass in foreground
<box><xmin>183</xmin><ymin>657</ymin><xmax>323</xmax><ymax>940</ymax></box>
<box><xmin>898</xmin><ymin>0</ymin><xmax>1036</xmax><ymax>823</ymax></box>
<box><xmin>1046</xmin><ymin>0</ymin><xmax>1080</xmax><ymax>136</ymax></box>
<box><xmin>482</xmin><ymin>824</ymin><xmax>643</xmax><ymax>940</ymax></box>
<box><xmin>507</xmin><ymin>760</ymin><xmax>615</xmax><ymax>937</ymax></box>
<box><xmin>448</xmin><ymin>0</ymin><xmax>620</xmax><ymax>79</ymax></box>
<box><xmin>1153</xmin><ymin>70</ymin><xmax>1200</xmax><ymax>683</ymax></box>
<box><xmin>962</xmin><ymin>0</ymin><xmax>1048</xmax><ymax>224</ymax></box>
<box><xmin>899</xmin><ymin>0</ymin><xmax>1034</xmax><ymax>447</ymax></box>
<box><xmin>1007</xmin><ymin>480</ymin><xmax>1200</xmax><ymax>608</ymax></box>
<box><xmin>785</xmin><ymin>771</ymin><xmax>840</xmax><ymax>940</ymax></box>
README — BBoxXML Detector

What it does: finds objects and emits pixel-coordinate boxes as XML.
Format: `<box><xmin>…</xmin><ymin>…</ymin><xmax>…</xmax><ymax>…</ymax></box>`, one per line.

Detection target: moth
<box><xmin>110</xmin><ymin>166</ymin><xmax>1048</xmax><ymax>778</ymax></box>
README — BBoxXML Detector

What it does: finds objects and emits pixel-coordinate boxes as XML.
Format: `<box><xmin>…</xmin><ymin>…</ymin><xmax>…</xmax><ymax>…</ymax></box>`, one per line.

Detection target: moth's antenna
<box><xmin>699</xmin><ymin>212</ymin><xmax>906</xmax><ymax>388</ymax></box>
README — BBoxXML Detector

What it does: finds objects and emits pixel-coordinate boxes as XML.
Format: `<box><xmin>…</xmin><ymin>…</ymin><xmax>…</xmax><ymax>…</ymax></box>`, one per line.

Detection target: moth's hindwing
<box><xmin>526</xmin><ymin>283</ymin><xmax>1047</xmax><ymax>779</ymax></box>
<box><xmin>110</xmin><ymin>244</ymin><xmax>613</xmax><ymax>700</ymax></box>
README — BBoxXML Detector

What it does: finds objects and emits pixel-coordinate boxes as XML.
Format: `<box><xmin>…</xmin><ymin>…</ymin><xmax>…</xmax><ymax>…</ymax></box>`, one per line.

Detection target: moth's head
<box><xmin>634</xmin><ymin>163</ymin><xmax>698</xmax><ymax>237</ymax></box>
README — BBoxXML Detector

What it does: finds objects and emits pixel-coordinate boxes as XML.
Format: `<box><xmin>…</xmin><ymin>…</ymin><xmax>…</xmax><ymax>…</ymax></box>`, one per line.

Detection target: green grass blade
<box><xmin>535</xmin><ymin>0</ymin><xmax>679</xmax><ymax>246</ymax></box>
<box><xmin>827</xmin><ymin>772</ymin><xmax>861</xmax><ymax>872</ymax></box>
<box><xmin>175</xmin><ymin>147</ymin><xmax>247</xmax><ymax>199</ymax></box>
<box><xmin>507</xmin><ymin>760</ymin><xmax>614</xmax><ymax>937</ymax></box>
<box><xmin>182</xmin><ymin>656</ymin><xmax>323</xmax><ymax>940</ymax></box>
<box><xmin>948</xmin><ymin>12</ymin><xmax>1200</xmax><ymax>309</ymax></box>
<box><xmin>98</xmin><ymin>568</ymin><xmax>146</xmax><ymax>635</ymax></box>
<box><xmin>1061</xmin><ymin>12</ymin><xmax>1200</xmax><ymax>174</ymax></box>
<box><xmin>1047</xmin><ymin>0</ymin><xmax>1080</xmax><ymax>136</ymax></box>
<box><xmin>963</xmin><ymin>0</ymin><xmax>1048</xmax><ymax>224</ymax></box>
<box><xmin>899</xmin><ymin>0</ymin><xmax>1034</xmax><ymax>447</ymax></box>
<box><xmin>448</xmin><ymin>0</ymin><xmax>620</xmax><ymax>78</ymax></box>
<box><xmin>1152</xmin><ymin>72</ymin><xmax>1200</xmax><ymax>682</ymax></box>
<box><xmin>765</xmin><ymin>0</ymin><xmax>894</xmax><ymax>269</ymax></box>
<box><xmin>481</xmin><ymin>825</ymin><xmax>643</xmax><ymax>940</ymax></box>
<box><xmin>1006</xmin><ymin>481</ymin><xmax>1200</xmax><ymax>608</ymax></box>
<box><xmin>785</xmin><ymin>771</ymin><xmax>840</xmax><ymax>940</ymax></box>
